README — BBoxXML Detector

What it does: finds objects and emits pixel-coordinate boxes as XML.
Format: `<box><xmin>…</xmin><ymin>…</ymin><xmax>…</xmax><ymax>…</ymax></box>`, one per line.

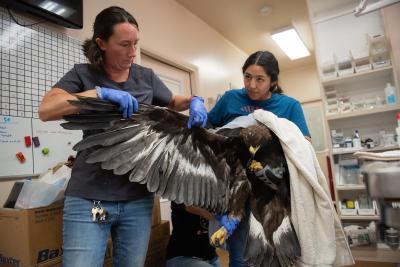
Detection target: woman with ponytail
<box><xmin>208</xmin><ymin>51</ymin><xmax>310</xmax><ymax>267</ymax></box>
<box><xmin>39</xmin><ymin>6</ymin><xmax>207</xmax><ymax>267</ymax></box>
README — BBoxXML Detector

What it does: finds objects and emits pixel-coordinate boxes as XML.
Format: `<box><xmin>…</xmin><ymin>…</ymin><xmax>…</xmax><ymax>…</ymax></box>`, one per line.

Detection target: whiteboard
<box><xmin>32</xmin><ymin>119</ymin><xmax>82</xmax><ymax>175</ymax></box>
<box><xmin>0</xmin><ymin>116</ymin><xmax>34</xmax><ymax>177</ymax></box>
<box><xmin>0</xmin><ymin>8</ymin><xmax>85</xmax><ymax>178</ymax></box>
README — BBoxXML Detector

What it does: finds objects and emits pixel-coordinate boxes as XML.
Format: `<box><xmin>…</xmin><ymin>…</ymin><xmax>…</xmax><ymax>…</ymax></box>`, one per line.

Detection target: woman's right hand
<box><xmin>96</xmin><ymin>87</ymin><xmax>138</xmax><ymax>118</ymax></box>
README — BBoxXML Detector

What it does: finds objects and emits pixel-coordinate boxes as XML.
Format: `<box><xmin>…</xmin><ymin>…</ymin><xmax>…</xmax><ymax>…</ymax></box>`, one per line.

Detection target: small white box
<box><xmin>372</xmin><ymin>59</ymin><xmax>391</xmax><ymax>69</ymax></box>
<box><xmin>337</xmin><ymin>56</ymin><xmax>354</xmax><ymax>76</ymax></box>
<box><xmin>356</xmin><ymin>200</ymin><xmax>378</xmax><ymax>216</ymax></box>
<box><xmin>340</xmin><ymin>200</ymin><xmax>357</xmax><ymax>215</ymax></box>
<box><xmin>320</xmin><ymin>60</ymin><xmax>337</xmax><ymax>79</ymax></box>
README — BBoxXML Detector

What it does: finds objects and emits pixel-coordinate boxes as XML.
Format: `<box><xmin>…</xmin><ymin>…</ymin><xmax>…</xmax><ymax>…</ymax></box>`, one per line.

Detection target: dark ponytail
<box><xmin>82</xmin><ymin>6</ymin><xmax>139</xmax><ymax>71</ymax></box>
<box><xmin>242</xmin><ymin>51</ymin><xmax>283</xmax><ymax>94</ymax></box>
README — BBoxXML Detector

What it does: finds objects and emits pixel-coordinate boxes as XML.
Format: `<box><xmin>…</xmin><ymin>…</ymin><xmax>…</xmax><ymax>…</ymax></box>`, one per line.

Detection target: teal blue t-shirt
<box><xmin>208</xmin><ymin>88</ymin><xmax>310</xmax><ymax>136</ymax></box>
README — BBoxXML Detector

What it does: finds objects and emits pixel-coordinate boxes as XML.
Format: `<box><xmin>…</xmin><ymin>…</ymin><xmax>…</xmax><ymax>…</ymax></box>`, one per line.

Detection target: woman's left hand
<box><xmin>187</xmin><ymin>96</ymin><xmax>207</xmax><ymax>129</ymax></box>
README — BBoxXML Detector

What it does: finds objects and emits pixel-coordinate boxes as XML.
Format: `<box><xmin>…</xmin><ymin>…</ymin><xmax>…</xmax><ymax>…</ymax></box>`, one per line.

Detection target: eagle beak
<box><xmin>249</xmin><ymin>145</ymin><xmax>260</xmax><ymax>155</ymax></box>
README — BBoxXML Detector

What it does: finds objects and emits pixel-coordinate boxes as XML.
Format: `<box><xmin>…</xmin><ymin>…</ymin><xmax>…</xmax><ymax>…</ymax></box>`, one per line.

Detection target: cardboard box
<box><xmin>26</xmin><ymin>239</ymin><xmax>112</xmax><ymax>267</ymax></box>
<box><xmin>0</xmin><ymin>196</ymin><xmax>161</xmax><ymax>267</ymax></box>
<box><xmin>144</xmin><ymin>220</ymin><xmax>170</xmax><ymax>267</ymax></box>
<box><xmin>152</xmin><ymin>196</ymin><xmax>161</xmax><ymax>226</ymax></box>
<box><xmin>0</xmin><ymin>202</ymin><xmax>63</xmax><ymax>267</ymax></box>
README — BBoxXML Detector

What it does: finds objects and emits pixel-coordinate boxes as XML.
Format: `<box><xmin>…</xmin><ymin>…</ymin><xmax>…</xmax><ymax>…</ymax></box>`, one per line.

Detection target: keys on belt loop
<box><xmin>91</xmin><ymin>200</ymin><xmax>108</xmax><ymax>224</ymax></box>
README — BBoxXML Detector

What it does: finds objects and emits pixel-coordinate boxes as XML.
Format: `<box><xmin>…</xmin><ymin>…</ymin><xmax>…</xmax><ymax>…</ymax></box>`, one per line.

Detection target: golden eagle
<box><xmin>62</xmin><ymin>96</ymin><xmax>301</xmax><ymax>267</ymax></box>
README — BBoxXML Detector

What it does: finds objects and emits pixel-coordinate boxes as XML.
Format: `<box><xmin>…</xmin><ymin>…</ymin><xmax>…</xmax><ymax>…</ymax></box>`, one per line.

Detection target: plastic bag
<box><xmin>15</xmin><ymin>165</ymin><xmax>71</xmax><ymax>209</ymax></box>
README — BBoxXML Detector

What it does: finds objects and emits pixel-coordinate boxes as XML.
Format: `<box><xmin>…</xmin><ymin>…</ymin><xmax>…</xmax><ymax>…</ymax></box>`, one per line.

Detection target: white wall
<box><xmin>280</xmin><ymin>63</ymin><xmax>322</xmax><ymax>102</ymax></box>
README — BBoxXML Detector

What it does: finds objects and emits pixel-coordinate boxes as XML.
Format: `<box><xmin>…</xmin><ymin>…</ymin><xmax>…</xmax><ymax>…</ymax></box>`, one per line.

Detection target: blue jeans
<box><xmin>226</xmin><ymin>208</ymin><xmax>250</xmax><ymax>267</ymax></box>
<box><xmin>166</xmin><ymin>256</ymin><xmax>221</xmax><ymax>267</ymax></box>
<box><xmin>62</xmin><ymin>195</ymin><xmax>154</xmax><ymax>267</ymax></box>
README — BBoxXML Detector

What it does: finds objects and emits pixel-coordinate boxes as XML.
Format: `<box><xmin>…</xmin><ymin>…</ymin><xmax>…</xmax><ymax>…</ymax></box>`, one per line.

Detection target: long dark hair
<box><xmin>82</xmin><ymin>6</ymin><xmax>139</xmax><ymax>71</ymax></box>
<box><xmin>242</xmin><ymin>51</ymin><xmax>283</xmax><ymax>94</ymax></box>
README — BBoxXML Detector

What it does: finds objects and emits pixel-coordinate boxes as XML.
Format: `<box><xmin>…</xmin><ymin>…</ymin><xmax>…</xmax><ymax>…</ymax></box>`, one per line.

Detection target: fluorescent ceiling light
<box><xmin>271</xmin><ymin>28</ymin><xmax>310</xmax><ymax>60</ymax></box>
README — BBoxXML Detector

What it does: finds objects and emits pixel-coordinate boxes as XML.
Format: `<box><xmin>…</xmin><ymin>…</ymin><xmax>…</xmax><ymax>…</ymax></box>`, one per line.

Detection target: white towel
<box><xmin>253</xmin><ymin>109</ymin><xmax>354</xmax><ymax>267</ymax></box>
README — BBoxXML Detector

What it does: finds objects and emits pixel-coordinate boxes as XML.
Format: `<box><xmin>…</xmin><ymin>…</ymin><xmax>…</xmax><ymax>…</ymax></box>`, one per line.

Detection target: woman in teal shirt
<box><xmin>208</xmin><ymin>51</ymin><xmax>310</xmax><ymax>267</ymax></box>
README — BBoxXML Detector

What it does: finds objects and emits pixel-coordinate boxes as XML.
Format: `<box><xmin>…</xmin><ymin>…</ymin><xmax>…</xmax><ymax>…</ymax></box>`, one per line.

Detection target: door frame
<box><xmin>137</xmin><ymin>46</ymin><xmax>200</xmax><ymax>96</ymax></box>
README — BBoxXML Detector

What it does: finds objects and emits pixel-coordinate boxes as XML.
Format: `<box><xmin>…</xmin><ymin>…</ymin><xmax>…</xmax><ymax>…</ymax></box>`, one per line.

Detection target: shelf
<box><xmin>312</xmin><ymin>8</ymin><xmax>354</xmax><ymax>24</ymax></box>
<box><xmin>351</xmin><ymin>243</ymin><xmax>400</xmax><ymax>262</ymax></box>
<box><xmin>308</xmin><ymin>0</ymin><xmax>358</xmax><ymax>24</ymax></box>
<box><xmin>332</xmin><ymin>145</ymin><xmax>399</xmax><ymax>155</ymax></box>
<box><xmin>326</xmin><ymin>104</ymin><xmax>400</xmax><ymax>120</ymax></box>
<box><xmin>340</xmin><ymin>215</ymin><xmax>380</xmax><ymax>220</ymax></box>
<box><xmin>321</xmin><ymin>65</ymin><xmax>393</xmax><ymax>86</ymax></box>
<box><xmin>336</xmin><ymin>185</ymin><xmax>366</xmax><ymax>190</ymax></box>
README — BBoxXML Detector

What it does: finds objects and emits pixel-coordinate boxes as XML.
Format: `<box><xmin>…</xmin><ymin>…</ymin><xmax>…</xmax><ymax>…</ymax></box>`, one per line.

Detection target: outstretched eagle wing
<box><xmin>62</xmin><ymin>96</ymin><xmax>242</xmax><ymax>213</ymax></box>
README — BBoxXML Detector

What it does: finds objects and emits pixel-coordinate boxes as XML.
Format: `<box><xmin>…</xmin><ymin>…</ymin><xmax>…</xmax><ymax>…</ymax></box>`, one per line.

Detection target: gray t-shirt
<box><xmin>55</xmin><ymin>63</ymin><xmax>172</xmax><ymax>201</ymax></box>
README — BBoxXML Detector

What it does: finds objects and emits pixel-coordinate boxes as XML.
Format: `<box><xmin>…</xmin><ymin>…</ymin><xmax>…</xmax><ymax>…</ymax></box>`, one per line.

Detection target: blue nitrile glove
<box><xmin>96</xmin><ymin>86</ymin><xmax>138</xmax><ymax>118</ymax></box>
<box><xmin>187</xmin><ymin>96</ymin><xmax>207</xmax><ymax>129</ymax></box>
<box><xmin>215</xmin><ymin>214</ymin><xmax>240</xmax><ymax>236</ymax></box>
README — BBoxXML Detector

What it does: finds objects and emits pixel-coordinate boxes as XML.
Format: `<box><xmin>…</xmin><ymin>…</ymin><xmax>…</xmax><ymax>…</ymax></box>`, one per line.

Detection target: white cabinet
<box><xmin>307</xmin><ymin>0</ymin><xmax>400</xmax><ymax>261</ymax></box>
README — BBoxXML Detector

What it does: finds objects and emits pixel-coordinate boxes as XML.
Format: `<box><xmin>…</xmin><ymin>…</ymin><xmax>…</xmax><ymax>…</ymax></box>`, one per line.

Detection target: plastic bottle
<box><xmin>353</xmin><ymin>130</ymin><xmax>362</xmax><ymax>148</ymax></box>
<box><xmin>396</xmin><ymin>113</ymin><xmax>400</xmax><ymax>147</ymax></box>
<box><xmin>385</xmin><ymin>83</ymin><xmax>397</xmax><ymax>105</ymax></box>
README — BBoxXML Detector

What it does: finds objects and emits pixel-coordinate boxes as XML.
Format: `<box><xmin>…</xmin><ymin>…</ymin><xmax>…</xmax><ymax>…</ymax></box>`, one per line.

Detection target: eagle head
<box><xmin>240</xmin><ymin>124</ymin><xmax>288</xmax><ymax>191</ymax></box>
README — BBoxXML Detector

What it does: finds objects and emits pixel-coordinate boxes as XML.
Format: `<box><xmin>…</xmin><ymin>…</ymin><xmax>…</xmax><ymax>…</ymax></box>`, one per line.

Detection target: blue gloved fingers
<box><xmin>132</xmin><ymin>96</ymin><xmax>139</xmax><ymax>113</ymax></box>
<box><xmin>187</xmin><ymin>115</ymin><xmax>194</xmax><ymax>129</ymax></box>
<box><xmin>188</xmin><ymin>114</ymin><xmax>203</xmax><ymax>128</ymax></box>
<box><xmin>188</xmin><ymin>96</ymin><xmax>207</xmax><ymax>129</ymax></box>
<box><xmin>127</xmin><ymin>95</ymin><xmax>133</xmax><ymax>118</ymax></box>
<box><xmin>121</xmin><ymin>96</ymin><xmax>128</xmax><ymax>119</ymax></box>
<box><xmin>198</xmin><ymin>113</ymin><xmax>207</xmax><ymax>128</ymax></box>
<box><xmin>201</xmin><ymin>114</ymin><xmax>208</xmax><ymax>128</ymax></box>
<box><xmin>193</xmin><ymin>115</ymin><xmax>201</xmax><ymax>125</ymax></box>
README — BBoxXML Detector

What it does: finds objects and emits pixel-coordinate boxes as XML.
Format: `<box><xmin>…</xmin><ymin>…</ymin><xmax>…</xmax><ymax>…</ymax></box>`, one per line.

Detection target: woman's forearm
<box><xmin>39</xmin><ymin>88</ymin><xmax>97</xmax><ymax>121</ymax></box>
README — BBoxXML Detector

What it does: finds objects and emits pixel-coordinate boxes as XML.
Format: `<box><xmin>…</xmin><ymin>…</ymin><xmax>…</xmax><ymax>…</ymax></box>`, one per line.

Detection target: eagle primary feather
<box><xmin>62</xmin><ymin>96</ymin><xmax>300</xmax><ymax>266</ymax></box>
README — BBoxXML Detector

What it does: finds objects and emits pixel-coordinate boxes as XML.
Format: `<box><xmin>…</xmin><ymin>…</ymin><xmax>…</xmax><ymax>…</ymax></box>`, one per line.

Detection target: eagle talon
<box><xmin>249</xmin><ymin>160</ymin><xmax>263</xmax><ymax>171</ymax></box>
<box><xmin>210</xmin><ymin>227</ymin><xmax>228</xmax><ymax>247</ymax></box>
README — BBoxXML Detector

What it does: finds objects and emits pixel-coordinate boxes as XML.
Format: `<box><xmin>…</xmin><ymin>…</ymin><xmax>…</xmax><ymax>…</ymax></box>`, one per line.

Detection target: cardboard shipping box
<box><xmin>0</xmin><ymin>202</ymin><xmax>63</xmax><ymax>267</ymax></box>
<box><xmin>152</xmin><ymin>196</ymin><xmax>161</xmax><ymax>226</ymax></box>
<box><xmin>0</xmin><ymin>196</ymin><xmax>161</xmax><ymax>267</ymax></box>
<box><xmin>144</xmin><ymin>220</ymin><xmax>170</xmax><ymax>267</ymax></box>
<box><xmin>23</xmin><ymin>239</ymin><xmax>113</xmax><ymax>267</ymax></box>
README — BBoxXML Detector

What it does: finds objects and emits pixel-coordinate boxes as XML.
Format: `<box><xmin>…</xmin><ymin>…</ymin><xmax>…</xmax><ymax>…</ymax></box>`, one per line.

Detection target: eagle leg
<box><xmin>211</xmin><ymin>159</ymin><xmax>251</xmax><ymax>247</ymax></box>
<box><xmin>210</xmin><ymin>214</ymin><xmax>241</xmax><ymax>247</ymax></box>
<box><xmin>210</xmin><ymin>226</ymin><xmax>228</xmax><ymax>247</ymax></box>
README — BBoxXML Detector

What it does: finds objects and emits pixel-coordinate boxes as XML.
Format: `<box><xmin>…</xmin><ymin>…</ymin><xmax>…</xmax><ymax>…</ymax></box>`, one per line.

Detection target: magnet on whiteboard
<box><xmin>42</xmin><ymin>147</ymin><xmax>49</xmax><ymax>155</ymax></box>
<box><xmin>16</xmin><ymin>152</ymin><xmax>26</xmax><ymax>163</ymax></box>
<box><xmin>32</xmin><ymin>136</ymin><xmax>40</xmax><ymax>147</ymax></box>
<box><xmin>24</xmin><ymin>136</ymin><xmax>31</xmax><ymax>147</ymax></box>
